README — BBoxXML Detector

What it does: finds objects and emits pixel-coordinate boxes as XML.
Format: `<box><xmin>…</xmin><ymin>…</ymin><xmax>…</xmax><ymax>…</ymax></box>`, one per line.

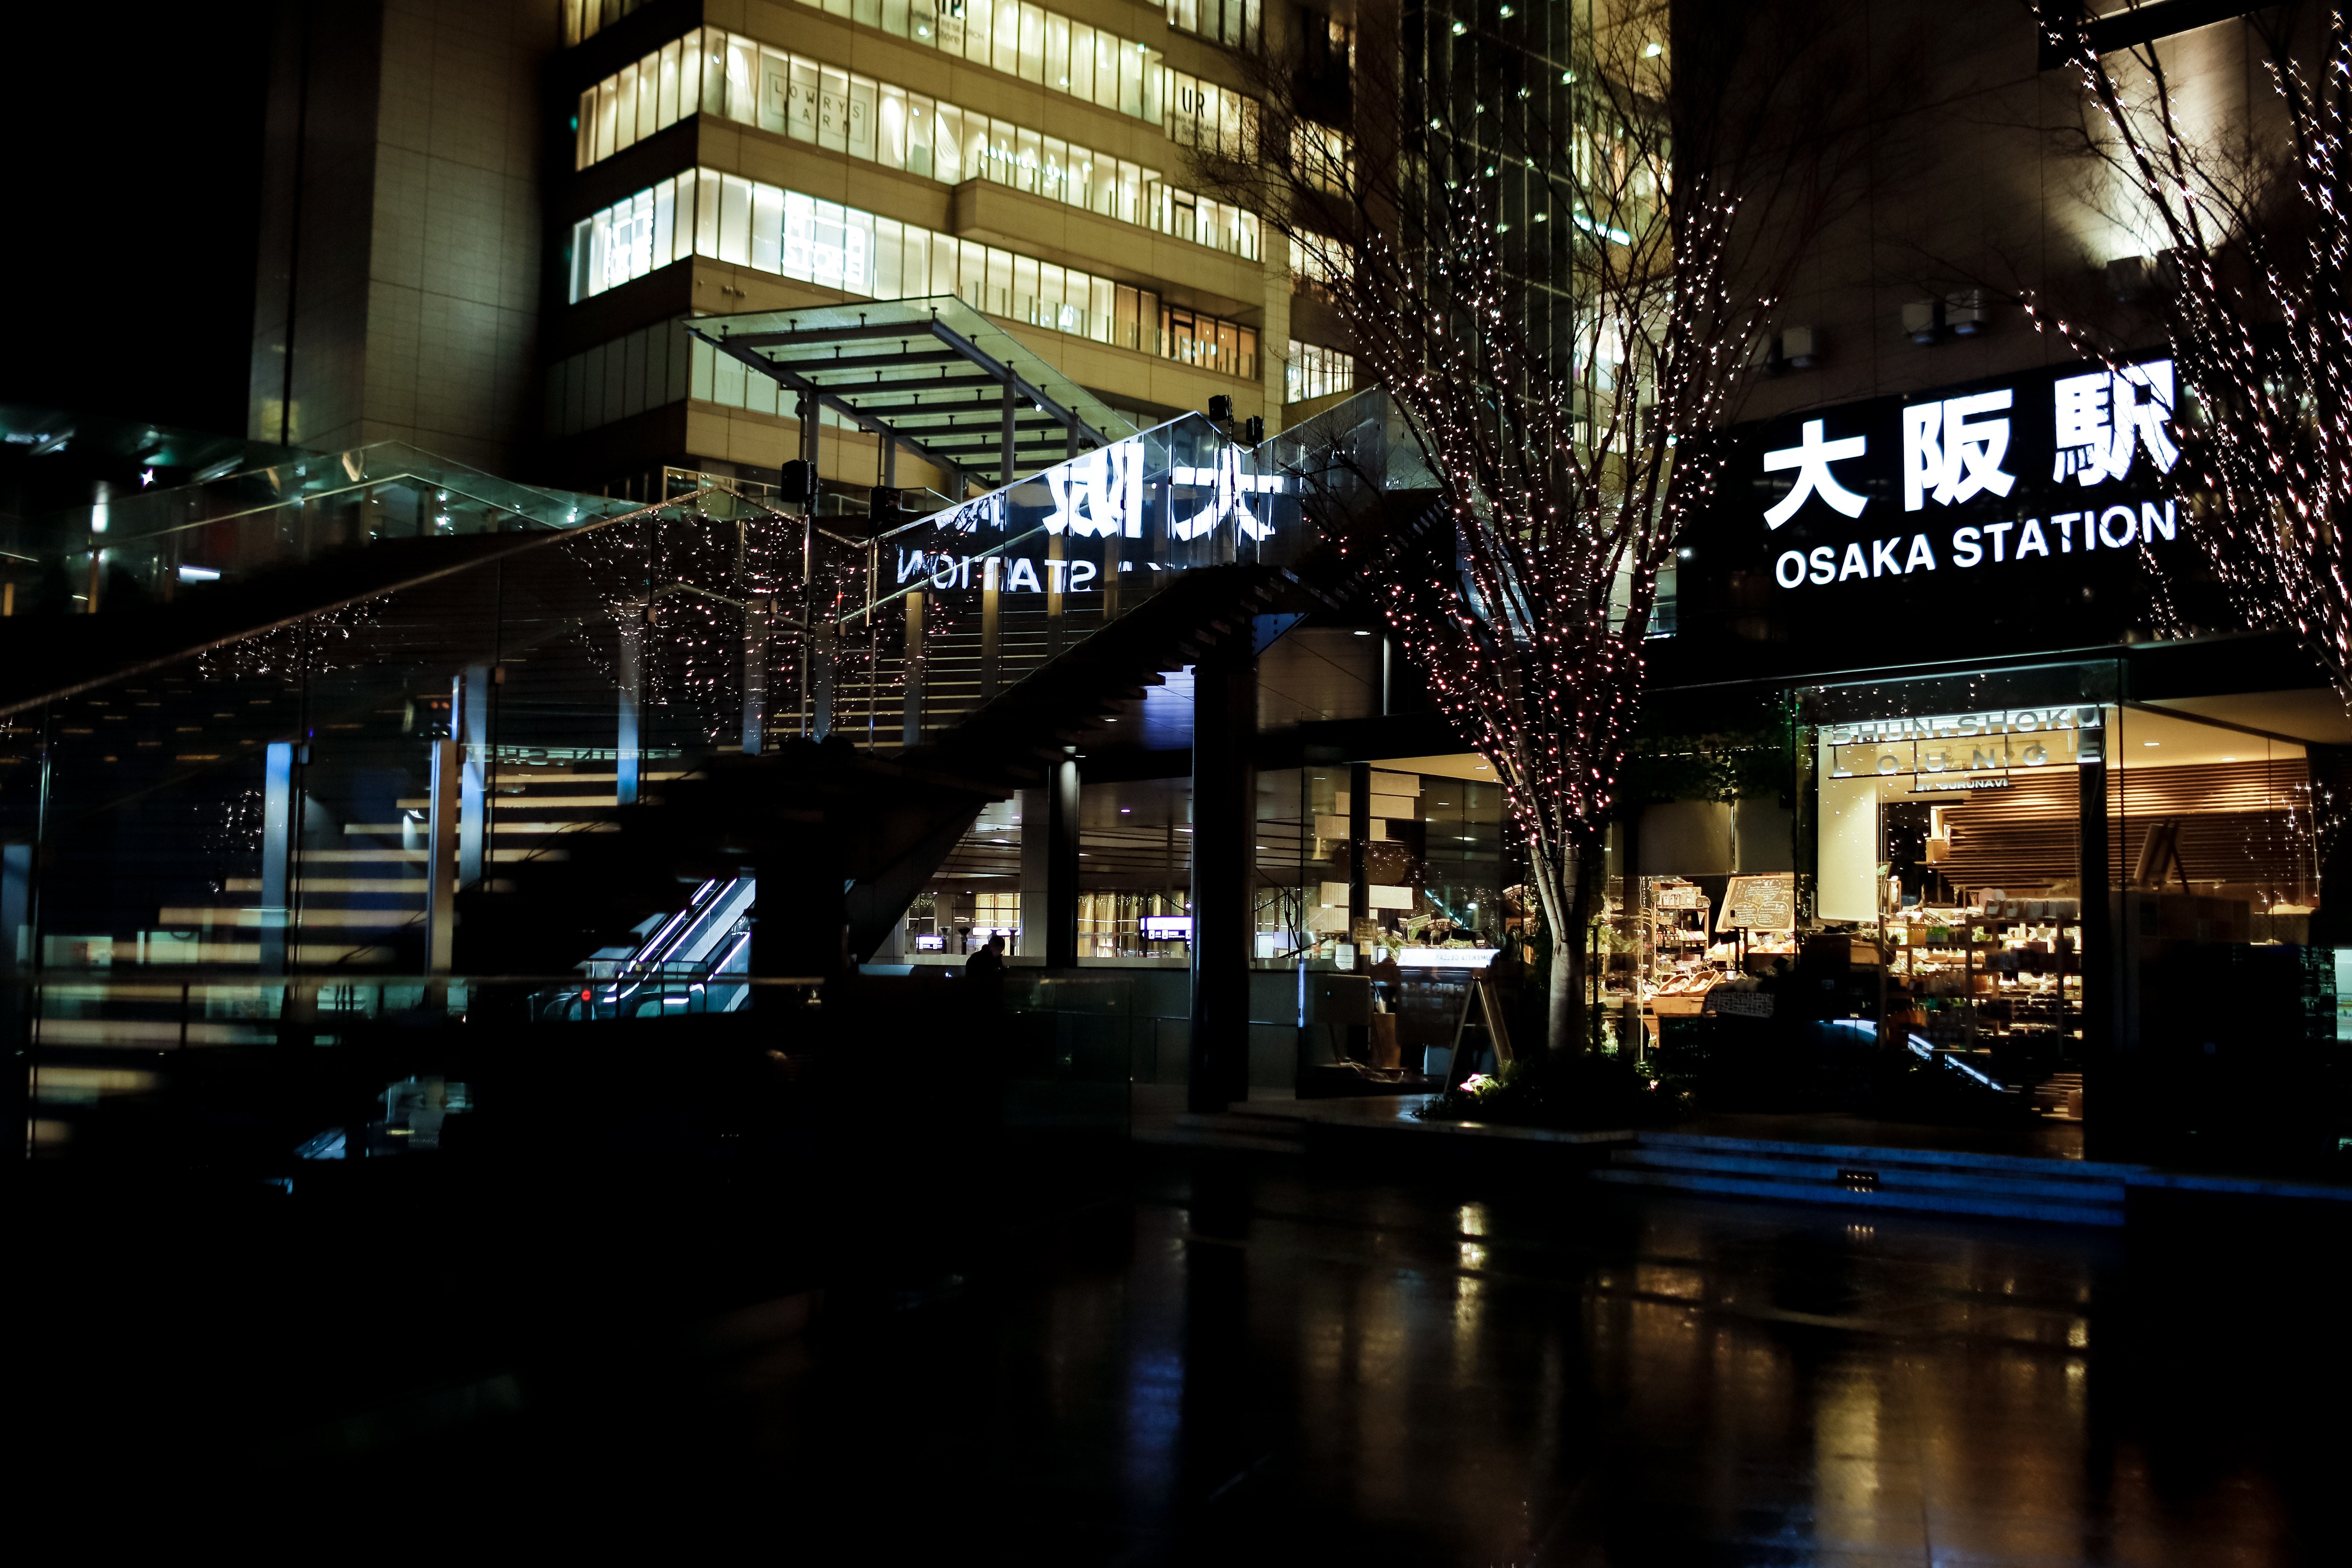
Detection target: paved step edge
<box><xmin>1611</xmin><ymin>1149</ymin><xmax>2129</xmax><ymax>1201</ymax></box>
<box><xmin>1134</xmin><ymin>1126</ymin><xmax>1307</xmax><ymax>1156</ymax></box>
<box><xmin>1638</xmin><ymin>1131</ymin><xmax>2143</xmax><ymax>1180</ymax></box>
<box><xmin>1591</xmin><ymin>1167</ymin><xmax>2126</xmax><ymax>1227</ymax></box>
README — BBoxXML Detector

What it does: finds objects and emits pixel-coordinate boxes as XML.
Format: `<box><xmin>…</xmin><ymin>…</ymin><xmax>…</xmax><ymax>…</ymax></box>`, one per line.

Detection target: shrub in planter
<box><xmin>1415</xmin><ymin>1050</ymin><xmax>1690</xmax><ymax>1129</ymax></box>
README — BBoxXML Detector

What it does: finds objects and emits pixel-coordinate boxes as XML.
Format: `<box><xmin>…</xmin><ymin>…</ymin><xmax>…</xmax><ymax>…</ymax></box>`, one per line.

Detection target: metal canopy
<box><xmin>684</xmin><ymin>298</ymin><xmax>1139</xmax><ymax>497</ymax></box>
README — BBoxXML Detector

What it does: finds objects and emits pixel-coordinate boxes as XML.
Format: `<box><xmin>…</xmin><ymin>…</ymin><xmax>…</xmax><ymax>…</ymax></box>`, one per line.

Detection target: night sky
<box><xmin>1</xmin><ymin>3</ymin><xmax>274</xmax><ymax>437</ymax></box>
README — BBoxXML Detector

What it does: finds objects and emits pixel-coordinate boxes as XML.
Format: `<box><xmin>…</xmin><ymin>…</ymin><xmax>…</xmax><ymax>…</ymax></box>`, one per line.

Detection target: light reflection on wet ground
<box><xmin>505</xmin><ymin>1158</ymin><xmax>2338</xmax><ymax>1562</ymax></box>
<box><xmin>36</xmin><ymin>1154</ymin><xmax>2345</xmax><ymax>1561</ymax></box>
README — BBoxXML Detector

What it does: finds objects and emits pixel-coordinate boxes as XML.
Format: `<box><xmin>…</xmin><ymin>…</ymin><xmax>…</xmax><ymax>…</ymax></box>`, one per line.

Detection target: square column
<box><xmin>1189</xmin><ymin>635</ymin><xmax>1257</xmax><ymax>1111</ymax></box>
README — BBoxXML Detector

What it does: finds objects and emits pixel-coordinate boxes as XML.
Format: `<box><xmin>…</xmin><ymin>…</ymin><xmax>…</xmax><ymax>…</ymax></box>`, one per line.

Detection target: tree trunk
<box><xmin>1566</xmin><ymin>835</ymin><xmax>1597</xmax><ymax>1050</ymax></box>
<box><xmin>1541</xmin><ymin>840</ymin><xmax>1589</xmax><ymax>1056</ymax></box>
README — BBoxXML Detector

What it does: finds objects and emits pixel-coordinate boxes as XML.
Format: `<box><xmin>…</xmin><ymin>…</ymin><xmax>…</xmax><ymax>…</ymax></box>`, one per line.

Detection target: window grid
<box><xmin>783</xmin><ymin>0</ymin><xmax>1164</xmax><ymax>123</ymax></box>
<box><xmin>576</xmin><ymin>30</ymin><xmax>1261</xmax><ymax>262</ymax></box>
<box><xmin>1164</xmin><ymin>0</ymin><xmax>1261</xmax><ymax>50</ymax></box>
<box><xmin>567</xmin><ymin>169</ymin><xmax>1259</xmax><ymax>382</ymax></box>
<box><xmin>1285</xmin><ymin>340</ymin><xmax>1355</xmax><ymax>403</ymax></box>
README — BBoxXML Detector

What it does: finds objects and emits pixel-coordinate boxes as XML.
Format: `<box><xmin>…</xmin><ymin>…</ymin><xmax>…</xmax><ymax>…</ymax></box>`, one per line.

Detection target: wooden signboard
<box><xmin>1717</xmin><ymin>873</ymin><xmax>1796</xmax><ymax>932</ymax></box>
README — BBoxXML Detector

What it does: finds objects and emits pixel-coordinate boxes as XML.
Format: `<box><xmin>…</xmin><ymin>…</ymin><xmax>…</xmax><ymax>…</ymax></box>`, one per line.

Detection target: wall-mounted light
<box><xmin>1781</xmin><ymin>326</ymin><xmax>1822</xmax><ymax>369</ymax></box>
<box><xmin>1946</xmin><ymin>289</ymin><xmax>1991</xmax><ymax>335</ymax></box>
<box><xmin>1643</xmin><ymin>40</ymin><xmax>1663</xmax><ymax>56</ymax></box>
<box><xmin>1901</xmin><ymin>299</ymin><xmax>1944</xmax><ymax>345</ymax></box>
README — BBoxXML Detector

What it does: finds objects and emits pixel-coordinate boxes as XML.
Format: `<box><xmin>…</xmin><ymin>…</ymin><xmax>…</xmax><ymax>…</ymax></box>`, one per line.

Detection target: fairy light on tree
<box><xmin>2030</xmin><ymin>9</ymin><xmax>2347</xmax><ymax>667</ymax></box>
<box><xmin>2022</xmin><ymin>4</ymin><xmax>2352</xmax><ymax>874</ymax></box>
<box><xmin>1188</xmin><ymin>0</ymin><xmax>1882</xmax><ymax>1050</ymax></box>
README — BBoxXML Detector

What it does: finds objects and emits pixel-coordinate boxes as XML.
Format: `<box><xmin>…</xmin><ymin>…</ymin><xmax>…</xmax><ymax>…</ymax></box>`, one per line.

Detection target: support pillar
<box><xmin>425</xmin><ymin>733</ymin><xmax>459</xmax><ymax>976</ymax></box>
<box><xmin>901</xmin><ymin>589</ymin><xmax>926</xmax><ymax>747</ymax></box>
<box><xmin>1046</xmin><ymin>532</ymin><xmax>1065</xmax><ymax>658</ymax></box>
<box><xmin>2079</xmin><ymin>744</ymin><xmax>2123</xmax><ymax>1155</ymax></box>
<box><xmin>751</xmin><ymin>841</ymin><xmax>847</xmax><ymax>1007</ymax></box>
<box><xmin>811</xmin><ymin>614</ymin><xmax>836</xmax><ymax>741</ymax></box>
<box><xmin>1046</xmin><ymin>755</ymin><xmax>1080</xmax><ymax>967</ymax></box>
<box><xmin>1347</xmin><ymin>761</ymin><xmax>1371</xmax><ymax>939</ymax></box>
<box><xmin>616</xmin><ymin>609</ymin><xmax>642</xmax><ymax>804</ymax></box>
<box><xmin>980</xmin><ymin>557</ymin><xmax>1002</xmax><ymax>700</ymax></box>
<box><xmin>743</xmin><ymin>595</ymin><xmax>772</xmax><ymax>755</ymax></box>
<box><xmin>260</xmin><ymin>741</ymin><xmax>295</xmax><ymax>976</ymax></box>
<box><xmin>1017</xmin><ymin>785</ymin><xmax>1048</xmax><ymax>958</ymax></box>
<box><xmin>1189</xmin><ymin>633</ymin><xmax>1257</xmax><ymax>1110</ymax></box>
<box><xmin>457</xmin><ymin>666</ymin><xmax>489</xmax><ymax>885</ymax></box>
<box><xmin>1000</xmin><ymin>378</ymin><xmax>1016</xmax><ymax>488</ymax></box>
<box><xmin>1</xmin><ymin>842</ymin><xmax>29</xmax><ymax>1170</ymax></box>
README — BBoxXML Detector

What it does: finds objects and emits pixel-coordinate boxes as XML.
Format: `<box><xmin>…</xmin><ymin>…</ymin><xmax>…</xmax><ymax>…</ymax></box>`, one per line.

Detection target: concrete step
<box><xmin>1595</xmin><ymin>1131</ymin><xmax>2132</xmax><ymax>1226</ymax></box>
<box><xmin>1590</xmin><ymin>1165</ymin><xmax>2127</xmax><ymax>1226</ymax></box>
<box><xmin>1133</xmin><ymin>1111</ymin><xmax>1307</xmax><ymax>1157</ymax></box>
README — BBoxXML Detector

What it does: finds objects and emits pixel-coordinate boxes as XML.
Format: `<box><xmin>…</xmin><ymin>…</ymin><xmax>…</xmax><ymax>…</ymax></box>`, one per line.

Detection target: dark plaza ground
<box><xmin>25</xmin><ymin>1145</ymin><xmax>2345</xmax><ymax>1563</ymax></box>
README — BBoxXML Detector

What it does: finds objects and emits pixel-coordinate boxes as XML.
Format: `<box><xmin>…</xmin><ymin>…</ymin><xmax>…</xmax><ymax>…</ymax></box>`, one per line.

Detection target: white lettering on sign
<box><xmin>1762</xmin><ymin>419</ymin><xmax>1870</xmax><ymax>529</ymax></box>
<box><xmin>890</xmin><ymin>551</ymin><xmax>1106</xmax><ymax>595</ymax></box>
<box><xmin>1774</xmin><ymin>499</ymin><xmax>2176</xmax><ymax>592</ymax></box>
<box><xmin>1902</xmin><ymin>390</ymin><xmax>2015</xmax><ymax>511</ymax></box>
<box><xmin>1169</xmin><ymin>451</ymin><xmax>1281</xmax><ymax>542</ymax></box>
<box><xmin>1043</xmin><ymin>444</ymin><xmax>1145</xmax><ymax>538</ymax></box>
<box><xmin>2054</xmin><ymin>361</ymin><xmax>2179</xmax><ymax>486</ymax></box>
<box><xmin>1826</xmin><ymin>707</ymin><xmax>2101</xmax><ymax>747</ymax></box>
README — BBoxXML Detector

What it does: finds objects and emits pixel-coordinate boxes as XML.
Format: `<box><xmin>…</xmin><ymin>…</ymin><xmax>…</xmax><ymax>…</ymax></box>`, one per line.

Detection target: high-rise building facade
<box><xmin>250</xmin><ymin>0</ymin><xmax>1353</xmax><ymax>501</ymax></box>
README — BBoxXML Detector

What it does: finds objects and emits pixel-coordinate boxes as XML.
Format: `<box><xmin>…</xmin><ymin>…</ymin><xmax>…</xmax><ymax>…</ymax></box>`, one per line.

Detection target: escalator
<box><xmin>5</xmin><ymin>392</ymin><xmax>1430</xmax><ymax>1159</ymax></box>
<box><xmin>454</xmin><ymin>392</ymin><xmax>1431</xmax><ymax>988</ymax></box>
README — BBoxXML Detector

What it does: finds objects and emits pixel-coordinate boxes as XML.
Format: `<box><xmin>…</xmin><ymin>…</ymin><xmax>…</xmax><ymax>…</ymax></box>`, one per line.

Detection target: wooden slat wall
<box><xmin>1933</xmin><ymin>770</ymin><xmax>2080</xmax><ymax>886</ymax></box>
<box><xmin>1930</xmin><ymin>760</ymin><xmax>2315</xmax><ymax>893</ymax></box>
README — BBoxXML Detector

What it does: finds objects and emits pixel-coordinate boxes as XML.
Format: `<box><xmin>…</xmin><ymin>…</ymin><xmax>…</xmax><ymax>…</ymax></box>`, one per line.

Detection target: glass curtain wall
<box><xmin>572</xmin><ymin>30</ymin><xmax>1259</xmax><ymax>262</ymax></box>
<box><xmin>568</xmin><ymin>171</ymin><xmax>1259</xmax><ymax>376</ymax></box>
<box><xmin>1791</xmin><ymin>664</ymin><xmax>2338</xmax><ymax>1142</ymax></box>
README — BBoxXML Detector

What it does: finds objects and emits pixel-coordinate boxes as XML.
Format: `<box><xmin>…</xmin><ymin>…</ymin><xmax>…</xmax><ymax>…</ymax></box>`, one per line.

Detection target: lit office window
<box><xmin>1164</xmin><ymin>71</ymin><xmax>1255</xmax><ymax>155</ymax></box>
<box><xmin>568</xmin><ymin>171</ymin><xmax>1262</xmax><ymax>383</ymax></box>
<box><xmin>573</xmin><ymin>31</ymin><xmax>1260</xmax><ymax>261</ymax></box>
<box><xmin>790</xmin><ymin>0</ymin><xmax>1165</xmax><ymax>125</ymax></box>
<box><xmin>1286</xmin><ymin>341</ymin><xmax>1355</xmax><ymax>402</ymax></box>
<box><xmin>563</xmin><ymin>0</ymin><xmax>651</xmax><ymax>46</ymax></box>
<box><xmin>1166</xmin><ymin>0</ymin><xmax>1260</xmax><ymax>49</ymax></box>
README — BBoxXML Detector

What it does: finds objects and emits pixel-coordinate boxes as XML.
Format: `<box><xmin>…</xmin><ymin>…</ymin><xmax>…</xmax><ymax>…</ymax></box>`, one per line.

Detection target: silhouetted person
<box><xmin>965</xmin><ymin>934</ymin><xmax>1006</xmax><ymax>985</ymax></box>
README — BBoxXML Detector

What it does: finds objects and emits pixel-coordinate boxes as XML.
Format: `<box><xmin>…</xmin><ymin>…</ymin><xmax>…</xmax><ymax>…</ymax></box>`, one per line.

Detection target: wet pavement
<box><xmin>33</xmin><ymin>1151</ymin><xmax>2346</xmax><ymax>1560</ymax></box>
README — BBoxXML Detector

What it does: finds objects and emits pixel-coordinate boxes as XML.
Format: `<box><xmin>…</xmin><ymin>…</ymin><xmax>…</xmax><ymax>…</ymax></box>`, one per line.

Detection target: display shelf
<box><xmin>1885</xmin><ymin>904</ymin><xmax>2084</xmax><ymax>1058</ymax></box>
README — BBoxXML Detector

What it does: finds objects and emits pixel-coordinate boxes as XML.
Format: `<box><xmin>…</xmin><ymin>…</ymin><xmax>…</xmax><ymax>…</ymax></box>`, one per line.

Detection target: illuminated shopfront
<box><xmin>1654</xmin><ymin>358</ymin><xmax>2348</xmax><ymax>1157</ymax></box>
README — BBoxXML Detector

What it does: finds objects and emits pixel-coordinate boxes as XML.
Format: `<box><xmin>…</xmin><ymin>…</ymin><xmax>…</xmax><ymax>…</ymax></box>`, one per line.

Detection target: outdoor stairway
<box><xmin>1591</xmin><ymin>1131</ymin><xmax>2135</xmax><ymax>1226</ymax></box>
<box><xmin>2033</xmin><ymin>1072</ymin><xmax>2086</xmax><ymax>1121</ymax></box>
<box><xmin>456</xmin><ymin>562</ymin><xmax>1314</xmax><ymax>978</ymax></box>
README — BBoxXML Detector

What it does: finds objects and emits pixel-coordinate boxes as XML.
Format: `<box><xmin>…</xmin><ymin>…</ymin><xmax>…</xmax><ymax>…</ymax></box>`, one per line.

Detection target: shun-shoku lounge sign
<box><xmin>1753</xmin><ymin>357</ymin><xmax>2183</xmax><ymax>592</ymax></box>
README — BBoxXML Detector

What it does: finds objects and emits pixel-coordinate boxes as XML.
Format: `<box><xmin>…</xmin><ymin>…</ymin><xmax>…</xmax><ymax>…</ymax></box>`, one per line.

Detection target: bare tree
<box><xmin>1187</xmin><ymin>0</ymin><xmax>1879</xmax><ymax>1051</ymax></box>
<box><xmin>2031</xmin><ymin>5</ymin><xmax>2352</xmax><ymax>704</ymax></box>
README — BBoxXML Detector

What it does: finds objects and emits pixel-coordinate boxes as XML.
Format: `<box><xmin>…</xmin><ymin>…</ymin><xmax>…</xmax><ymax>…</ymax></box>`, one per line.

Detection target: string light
<box><xmin>2028</xmin><ymin>4</ymin><xmax>2352</xmax><ymax>861</ymax></box>
<box><xmin>1198</xmin><ymin>10</ymin><xmax>1824</xmax><ymax>1047</ymax></box>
